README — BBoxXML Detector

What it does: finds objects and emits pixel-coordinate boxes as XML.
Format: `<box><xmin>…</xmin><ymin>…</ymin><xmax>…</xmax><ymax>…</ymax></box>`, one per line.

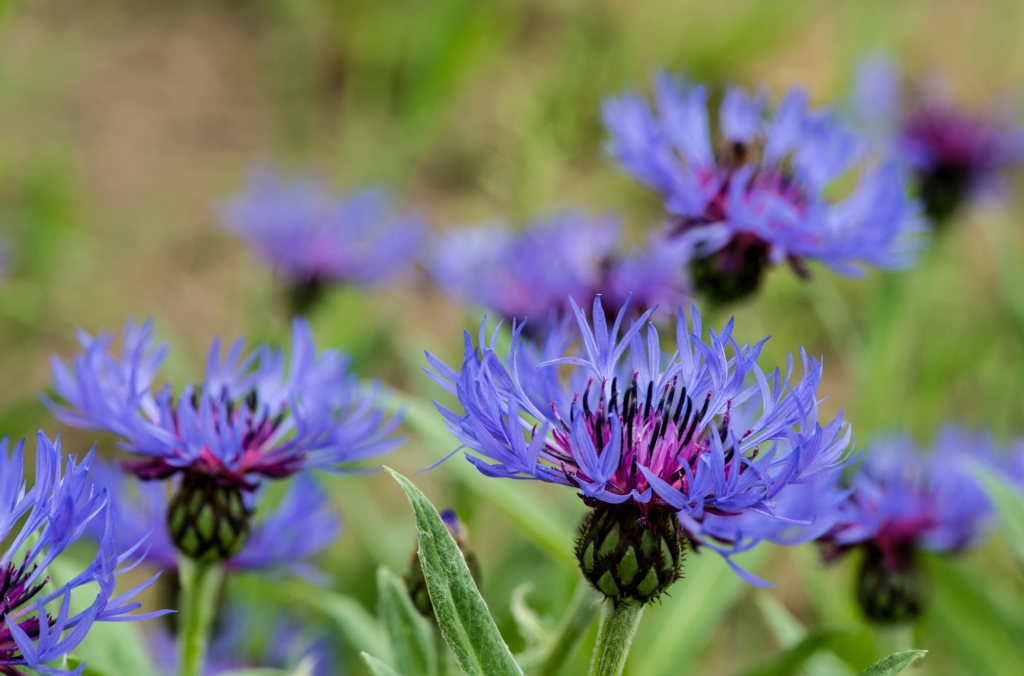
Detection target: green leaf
<box><xmin>215</xmin><ymin>670</ymin><xmax>288</xmax><ymax>676</ymax></box>
<box><xmin>400</xmin><ymin>395</ymin><xmax>581</xmax><ymax>570</ymax></box>
<box><xmin>378</xmin><ymin>565</ymin><xmax>438</xmax><ymax>676</ymax></box>
<box><xmin>754</xmin><ymin>592</ymin><xmax>855</xmax><ymax>676</ymax></box>
<box><xmin>294</xmin><ymin>584</ymin><xmax>390</xmax><ymax>661</ymax></box>
<box><xmin>387</xmin><ymin>467</ymin><xmax>523</xmax><ymax>676</ymax></box>
<box><xmin>855</xmin><ymin>651</ymin><xmax>927</xmax><ymax>675</ymax></box>
<box><xmin>738</xmin><ymin>627</ymin><xmax>848</xmax><ymax>676</ymax></box>
<box><xmin>362</xmin><ymin>652</ymin><xmax>406</xmax><ymax>676</ymax></box>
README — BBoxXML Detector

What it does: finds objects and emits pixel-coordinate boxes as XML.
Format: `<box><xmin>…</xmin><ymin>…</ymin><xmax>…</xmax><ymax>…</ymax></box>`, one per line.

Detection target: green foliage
<box><xmin>362</xmin><ymin>653</ymin><xmax>406</xmax><ymax>676</ymax></box>
<box><xmin>856</xmin><ymin>651</ymin><xmax>927</xmax><ymax>675</ymax></box>
<box><xmin>388</xmin><ymin>467</ymin><xmax>523</xmax><ymax>676</ymax></box>
<box><xmin>376</xmin><ymin>566</ymin><xmax>438</xmax><ymax>676</ymax></box>
<box><xmin>294</xmin><ymin>584</ymin><xmax>390</xmax><ymax>661</ymax></box>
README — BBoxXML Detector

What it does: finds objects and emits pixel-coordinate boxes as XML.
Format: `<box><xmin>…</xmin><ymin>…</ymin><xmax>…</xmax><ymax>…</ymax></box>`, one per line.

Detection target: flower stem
<box><xmin>588</xmin><ymin>599</ymin><xmax>644</xmax><ymax>676</ymax></box>
<box><xmin>177</xmin><ymin>557</ymin><xmax>224</xmax><ymax>676</ymax></box>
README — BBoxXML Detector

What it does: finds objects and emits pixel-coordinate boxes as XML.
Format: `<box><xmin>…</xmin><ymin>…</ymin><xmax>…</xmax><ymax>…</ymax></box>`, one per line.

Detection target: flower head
<box><xmin>45</xmin><ymin>317</ymin><xmax>403</xmax><ymax>488</ymax></box>
<box><xmin>426</xmin><ymin>295</ymin><xmax>854</xmax><ymax>585</ymax></box>
<box><xmin>0</xmin><ymin>432</ymin><xmax>170</xmax><ymax>676</ymax></box>
<box><xmin>221</xmin><ymin>167</ymin><xmax>425</xmax><ymax>312</ymax></box>
<box><xmin>603</xmin><ymin>72</ymin><xmax>923</xmax><ymax>303</ymax></box>
<box><xmin>429</xmin><ymin>212</ymin><xmax>689</xmax><ymax>332</ymax></box>
<box><xmin>86</xmin><ymin>461</ymin><xmax>341</xmax><ymax>582</ymax></box>
<box><xmin>818</xmin><ymin>428</ymin><xmax>994</xmax><ymax>623</ymax></box>
<box><xmin>853</xmin><ymin>55</ymin><xmax>1024</xmax><ymax>224</ymax></box>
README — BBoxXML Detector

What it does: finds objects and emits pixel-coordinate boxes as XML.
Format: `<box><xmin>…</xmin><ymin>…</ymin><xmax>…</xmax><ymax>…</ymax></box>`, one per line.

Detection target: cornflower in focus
<box><xmin>87</xmin><ymin>461</ymin><xmax>341</xmax><ymax>582</ymax></box>
<box><xmin>221</xmin><ymin>166</ymin><xmax>425</xmax><ymax>314</ymax></box>
<box><xmin>430</xmin><ymin>211</ymin><xmax>690</xmax><ymax>334</ymax></box>
<box><xmin>426</xmin><ymin>295</ymin><xmax>854</xmax><ymax>601</ymax></box>
<box><xmin>817</xmin><ymin>428</ymin><xmax>994</xmax><ymax>624</ymax></box>
<box><xmin>150</xmin><ymin>605</ymin><xmax>334</xmax><ymax>676</ymax></box>
<box><xmin>0</xmin><ymin>432</ymin><xmax>171</xmax><ymax>676</ymax></box>
<box><xmin>44</xmin><ymin>317</ymin><xmax>403</xmax><ymax>564</ymax></box>
<box><xmin>853</xmin><ymin>55</ymin><xmax>1024</xmax><ymax>225</ymax></box>
<box><xmin>603</xmin><ymin>72</ymin><xmax>923</xmax><ymax>304</ymax></box>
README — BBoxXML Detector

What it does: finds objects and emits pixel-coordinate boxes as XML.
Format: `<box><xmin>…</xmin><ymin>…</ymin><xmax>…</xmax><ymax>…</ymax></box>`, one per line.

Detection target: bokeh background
<box><xmin>3</xmin><ymin>0</ymin><xmax>1024</xmax><ymax>674</ymax></box>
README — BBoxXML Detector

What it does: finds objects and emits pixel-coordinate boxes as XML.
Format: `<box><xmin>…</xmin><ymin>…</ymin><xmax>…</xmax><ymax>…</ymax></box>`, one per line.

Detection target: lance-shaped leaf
<box><xmin>378</xmin><ymin>566</ymin><xmax>437</xmax><ymax>676</ymax></box>
<box><xmin>387</xmin><ymin>467</ymin><xmax>523</xmax><ymax>676</ymax></box>
<box><xmin>362</xmin><ymin>653</ymin><xmax>406</xmax><ymax>676</ymax></box>
<box><xmin>857</xmin><ymin>651</ymin><xmax>927</xmax><ymax>675</ymax></box>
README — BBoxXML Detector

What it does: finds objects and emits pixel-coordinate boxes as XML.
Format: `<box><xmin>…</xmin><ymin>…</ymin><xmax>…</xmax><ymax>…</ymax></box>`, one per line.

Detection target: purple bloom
<box><xmin>86</xmin><ymin>461</ymin><xmax>341</xmax><ymax>582</ymax></box>
<box><xmin>44</xmin><ymin>317</ymin><xmax>404</xmax><ymax>489</ymax></box>
<box><xmin>221</xmin><ymin>167</ymin><xmax>425</xmax><ymax>312</ymax></box>
<box><xmin>603</xmin><ymin>72</ymin><xmax>924</xmax><ymax>303</ymax></box>
<box><xmin>822</xmin><ymin>428</ymin><xmax>994</xmax><ymax>559</ymax></box>
<box><xmin>425</xmin><ymin>295</ymin><xmax>854</xmax><ymax>584</ymax></box>
<box><xmin>853</xmin><ymin>54</ymin><xmax>1024</xmax><ymax>224</ymax></box>
<box><xmin>150</xmin><ymin>604</ymin><xmax>334</xmax><ymax>676</ymax></box>
<box><xmin>430</xmin><ymin>211</ymin><xmax>690</xmax><ymax>331</ymax></box>
<box><xmin>818</xmin><ymin>428</ymin><xmax>994</xmax><ymax>623</ymax></box>
<box><xmin>0</xmin><ymin>432</ymin><xmax>171</xmax><ymax>676</ymax></box>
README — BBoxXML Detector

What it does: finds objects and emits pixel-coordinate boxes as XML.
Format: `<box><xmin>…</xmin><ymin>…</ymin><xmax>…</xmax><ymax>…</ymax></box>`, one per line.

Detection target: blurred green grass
<box><xmin>4</xmin><ymin>0</ymin><xmax>1024</xmax><ymax>674</ymax></box>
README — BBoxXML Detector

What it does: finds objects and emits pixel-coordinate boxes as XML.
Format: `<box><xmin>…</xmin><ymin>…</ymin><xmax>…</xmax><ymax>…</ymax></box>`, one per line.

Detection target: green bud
<box><xmin>575</xmin><ymin>502</ymin><xmax>686</xmax><ymax>605</ymax></box>
<box><xmin>167</xmin><ymin>470</ymin><xmax>253</xmax><ymax>564</ymax></box>
<box><xmin>856</xmin><ymin>545</ymin><xmax>926</xmax><ymax>624</ymax></box>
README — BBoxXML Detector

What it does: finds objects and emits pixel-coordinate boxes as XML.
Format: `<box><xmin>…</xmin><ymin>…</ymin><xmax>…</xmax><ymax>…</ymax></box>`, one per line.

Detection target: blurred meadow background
<box><xmin>3</xmin><ymin>0</ymin><xmax>1024</xmax><ymax>674</ymax></box>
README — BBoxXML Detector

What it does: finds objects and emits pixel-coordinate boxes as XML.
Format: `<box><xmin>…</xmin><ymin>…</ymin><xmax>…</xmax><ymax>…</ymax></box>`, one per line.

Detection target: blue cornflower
<box><xmin>603</xmin><ymin>72</ymin><xmax>924</xmax><ymax>303</ymax></box>
<box><xmin>853</xmin><ymin>54</ymin><xmax>1024</xmax><ymax>224</ymax></box>
<box><xmin>150</xmin><ymin>604</ymin><xmax>334</xmax><ymax>676</ymax></box>
<box><xmin>0</xmin><ymin>432</ymin><xmax>170</xmax><ymax>676</ymax></box>
<box><xmin>817</xmin><ymin>428</ymin><xmax>994</xmax><ymax>623</ymax></box>
<box><xmin>221</xmin><ymin>166</ymin><xmax>425</xmax><ymax>313</ymax></box>
<box><xmin>87</xmin><ymin>462</ymin><xmax>341</xmax><ymax>583</ymax></box>
<box><xmin>426</xmin><ymin>295</ymin><xmax>854</xmax><ymax>590</ymax></box>
<box><xmin>44</xmin><ymin>317</ymin><xmax>402</xmax><ymax>562</ymax></box>
<box><xmin>430</xmin><ymin>211</ymin><xmax>690</xmax><ymax>333</ymax></box>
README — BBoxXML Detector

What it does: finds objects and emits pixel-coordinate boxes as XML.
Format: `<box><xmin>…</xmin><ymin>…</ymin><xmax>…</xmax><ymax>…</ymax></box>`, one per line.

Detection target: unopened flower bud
<box><xmin>575</xmin><ymin>502</ymin><xmax>686</xmax><ymax>605</ymax></box>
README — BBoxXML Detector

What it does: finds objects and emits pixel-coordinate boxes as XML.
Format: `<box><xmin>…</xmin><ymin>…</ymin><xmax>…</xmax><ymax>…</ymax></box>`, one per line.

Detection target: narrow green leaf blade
<box><xmin>974</xmin><ymin>464</ymin><xmax>1024</xmax><ymax>568</ymax></box>
<box><xmin>387</xmin><ymin>467</ymin><xmax>523</xmax><ymax>676</ymax></box>
<box><xmin>49</xmin><ymin>657</ymin><xmax>111</xmax><ymax>676</ymax></box>
<box><xmin>362</xmin><ymin>652</ymin><xmax>406</xmax><ymax>676</ymax></box>
<box><xmin>378</xmin><ymin>565</ymin><xmax>437</xmax><ymax>676</ymax></box>
<box><xmin>856</xmin><ymin>650</ymin><xmax>927</xmax><ymax>675</ymax></box>
<box><xmin>294</xmin><ymin>585</ymin><xmax>390</xmax><ymax>661</ymax></box>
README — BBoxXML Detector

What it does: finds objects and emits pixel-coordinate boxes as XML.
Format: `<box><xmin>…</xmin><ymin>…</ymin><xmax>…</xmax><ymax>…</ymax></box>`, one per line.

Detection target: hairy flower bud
<box><xmin>167</xmin><ymin>470</ymin><xmax>253</xmax><ymax>563</ymax></box>
<box><xmin>575</xmin><ymin>503</ymin><xmax>686</xmax><ymax>605</ymax></box>
<box><xmin>856</xmin><ymin>545</ymin><xmax>926</xmax><ymax>624</ymax></box>
<box><xmin>406</xmin><ymin>509</ymin><xmax>481</xmax><ymax>616</ymax></box>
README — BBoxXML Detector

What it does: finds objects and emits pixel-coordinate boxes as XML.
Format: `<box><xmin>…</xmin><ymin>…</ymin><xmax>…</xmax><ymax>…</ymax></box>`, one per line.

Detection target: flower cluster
<box><xmin>853</xmin><ymin>55</ymin><xmax>1024</xmax><ymax>224</ymax></box>
<box><xmin>45</xmin><ymin>317</ymin><xmax>403</xmax><ymax>489</ymax></box>
<box><xmin>430</xmin><ymin>211</ymin><xmax>690</xmax><ymax>331</ymax></box>
<box><xmin>426</xmin><ymin>295</ymin><xmax>854</xmax><ymax>585</ymax></box>
<box><xmin>221</xmin><ymin>167</ymin><xmax>425</xmax><ymax>312</ymax></box>
<box><xmin>818</xmin><ymin>428</ymin><xmax>994</xmax><ymax>623</ymax></box>
<box><xmin>87</xmin><ymin>462</ymin><xmax>341</xmax><ymax>582</ymax></box>
<box><xmin>603</xmin><ymin>72</ymin><xmax>924</xmax><ymax>302</ymax></box>
<box><xmin>0</xmin><ymin>432</ymin><xmax>170</xmax><ymax>676</ymax></box>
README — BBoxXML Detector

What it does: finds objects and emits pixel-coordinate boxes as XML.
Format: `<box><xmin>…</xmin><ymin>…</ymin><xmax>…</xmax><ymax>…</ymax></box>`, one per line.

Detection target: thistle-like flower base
<box><xmin>575</xmin><ymin>503</ymin><xmax>686</xmax><ymax>605</ymax></box>
<box><xmin>168</xmin><ymin>471</ymin><xmax>253</xmax><ymax>564</ymax></box>
<box><xmin>856</xmin><ymin>545</ymin><xmax>926</xmax><ymax>624</ymax></box>
<box><xmin>689</xmin><ymin>234</ymin><xmax>770</xmax><ymax>305</ymax></box>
